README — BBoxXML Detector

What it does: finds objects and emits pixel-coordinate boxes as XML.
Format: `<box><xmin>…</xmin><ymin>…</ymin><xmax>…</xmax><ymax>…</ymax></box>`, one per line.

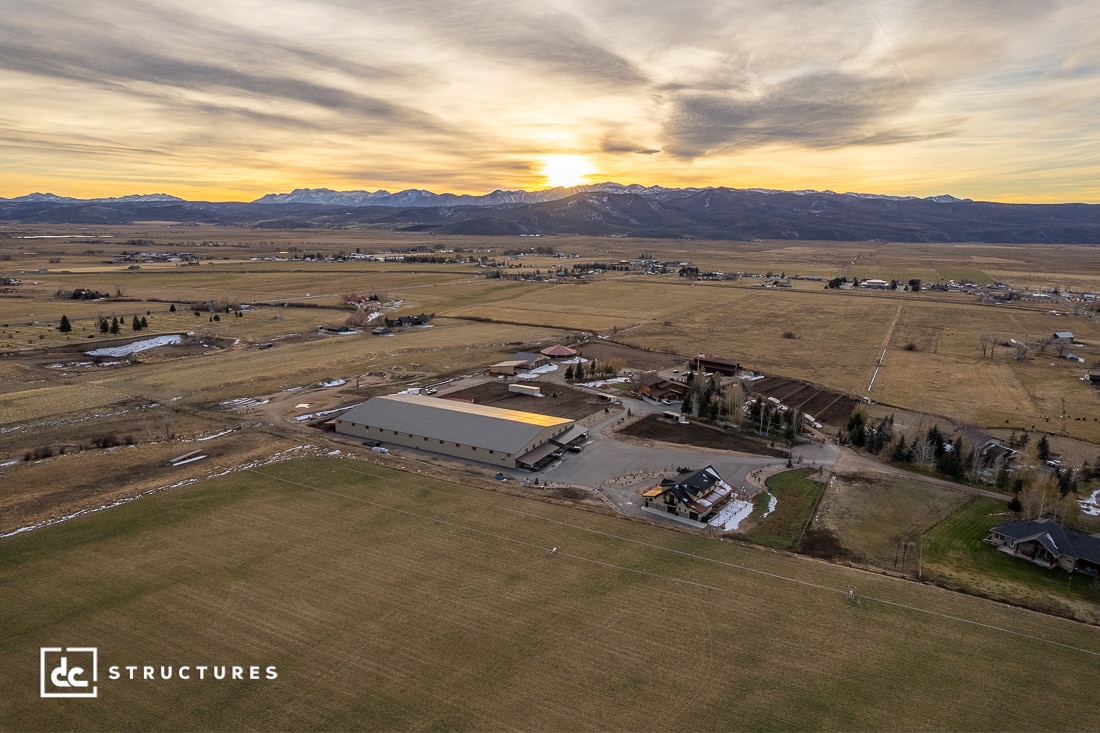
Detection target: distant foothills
<box><xmin>3</xmin><ymin>182</ymin><xmax>1100</xmax><ymax>244</ymax></box>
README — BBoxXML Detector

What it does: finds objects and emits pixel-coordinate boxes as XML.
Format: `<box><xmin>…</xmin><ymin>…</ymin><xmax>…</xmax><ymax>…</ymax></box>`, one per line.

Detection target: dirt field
<box><xmin>440</xmin><ymin>380</ymin><xmax>609</xmax><ymax>421</ymax></box>
<box><xmin>576</xmin><ymin>340</ymin><xmax>680</xmax><ymax>370</ymax></box>
<box><xmin>618</xmin><ymin>414</ymin><xmax>788</xmax><ymax>456</ymax></box>
<box><xmin>813</xmin><ymin>474</ymin><xmax>973</xmax><ymax>571</ymax></box>
<box><xmin>744</xmin><ymin>375</ymin><xmax>858</xmax><ymax>426</ymax></box>
<box><xmin>2</xmin><ymin>456</ymin><xmax>1098</xmax><ymax>731</ymax></box>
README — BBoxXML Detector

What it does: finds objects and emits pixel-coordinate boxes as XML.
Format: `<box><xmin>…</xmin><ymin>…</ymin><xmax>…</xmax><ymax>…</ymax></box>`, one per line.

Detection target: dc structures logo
<box><xmin>40</xmin><ymin>647</ymin><xmax>98</xmax><ymax>698</ymax></box>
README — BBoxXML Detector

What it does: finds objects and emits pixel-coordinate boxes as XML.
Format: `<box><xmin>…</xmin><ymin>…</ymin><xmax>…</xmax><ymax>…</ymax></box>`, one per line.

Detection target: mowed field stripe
<box><xmin>257</xmin><ymin>463</ymin><xmax>1100</xmax><ymax>659</ymax></box>
<box><xmin>245</xmin><ymin>467</ymin><xmax>726</xmax><ymax>593</ymax></box>
<box><xmin>5</xmin><ymin>456</ymin><xmax>1099</xmax><ymax>731</ymax></box>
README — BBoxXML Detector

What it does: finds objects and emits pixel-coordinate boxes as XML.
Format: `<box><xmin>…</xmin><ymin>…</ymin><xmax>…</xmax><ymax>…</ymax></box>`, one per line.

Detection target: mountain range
<box><xmin>3</xmin><ymin>183</ymin><xmax>1100</xmax><ymax>244</ymax></box>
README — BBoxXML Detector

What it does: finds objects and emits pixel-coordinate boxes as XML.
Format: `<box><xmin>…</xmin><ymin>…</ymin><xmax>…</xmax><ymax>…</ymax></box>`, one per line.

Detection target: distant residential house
<box><xmin>395</xmin><ymin>313</ymin><xmax>433</xmax><ymax>327</ymax></box>
<box><xmin>985</xmin><ymin>518</ymin><xmax>1100</xmax><ymax>576</ymax></box>
<box><xmin>318</xmin><ymin>325</ymin><xmax>354</xmax><ymax>334</ymax></box>
<box><xmin>1053</xmin><ymin>331</ymin><xmax>1074</xmax><ymax>342</ymax></box>
<box><xmin>641</xmin><ymin>466</ymin><xmax>735</xmax><ymax>522</ymax></box>
<box><xmin>637</xmin><ymin>373</ymin><xmax>689</xmax><ymax>402</ymax></box>
<box><xmin>952</xmin><ymin>426</ymin><xmax>1018</xmax><ymax>466</ymax></box>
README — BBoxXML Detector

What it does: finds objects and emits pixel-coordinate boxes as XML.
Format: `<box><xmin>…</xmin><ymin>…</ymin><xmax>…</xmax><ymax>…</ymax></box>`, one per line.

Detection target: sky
<box><xmin>2</xmin><ymin>0</ymin><xmax>1099</xmax><ymax>203</ymax></box>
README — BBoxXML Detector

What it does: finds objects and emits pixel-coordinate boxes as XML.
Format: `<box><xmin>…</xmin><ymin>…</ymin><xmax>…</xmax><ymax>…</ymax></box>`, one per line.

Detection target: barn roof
<box><xmin>338</xmin><ymin>394</ymin><xmax>572</xmax><ymax>454</ymax></box>
<box><xmin>540</xmin><ymin>344</ymin><xmax>577</xmax><ymax>357</ymax></box>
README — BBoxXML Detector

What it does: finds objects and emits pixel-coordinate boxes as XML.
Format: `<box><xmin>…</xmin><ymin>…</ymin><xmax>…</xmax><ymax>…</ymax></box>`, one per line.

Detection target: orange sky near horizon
<box><xmin>2</xmin><ymin>1</ymin><xmax>1099</xmax><ymax>204</ymax></box>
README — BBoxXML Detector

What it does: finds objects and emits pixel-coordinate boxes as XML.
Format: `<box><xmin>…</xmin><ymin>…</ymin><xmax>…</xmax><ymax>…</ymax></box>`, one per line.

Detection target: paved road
<box><xmin>494</xmin><ymin>392</ymin><xmax>841</xmax><ymax>523</ymax></box>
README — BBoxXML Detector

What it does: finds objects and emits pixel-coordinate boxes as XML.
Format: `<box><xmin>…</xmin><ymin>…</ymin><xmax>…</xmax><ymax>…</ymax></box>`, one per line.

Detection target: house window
<box><xmin>489</xmin><ymin>450</ymin><xmax>494</xmax><ymax>455</ymax></box>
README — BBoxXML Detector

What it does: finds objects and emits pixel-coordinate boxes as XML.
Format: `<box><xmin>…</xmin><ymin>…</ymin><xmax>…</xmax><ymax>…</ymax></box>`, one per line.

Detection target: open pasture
<box><xmin>814</xmin><ymin>475</ymin><xmax>973</xmax><ymax>572</ymax></box>
<box><xmin>2</xmin><ymin>456</ymin><xmax>1099</xmax><ymax>731</ymax></box>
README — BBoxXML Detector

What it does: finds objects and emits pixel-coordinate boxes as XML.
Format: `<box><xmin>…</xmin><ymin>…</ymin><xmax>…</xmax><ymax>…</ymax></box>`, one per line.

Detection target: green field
<box><xmin>923</xmin><ymin>497</ymin><xmax>1100</xmax><ymax>621</ymax></box>
<box><xmin>4</xmin><ymin>457</ymin><xmax>1098</xmax><ymax>731</ymax></box>
<box><xmin>741</xmin><ymin>468</ymin><xmax>826</xmax><ymax>550</ymax></box>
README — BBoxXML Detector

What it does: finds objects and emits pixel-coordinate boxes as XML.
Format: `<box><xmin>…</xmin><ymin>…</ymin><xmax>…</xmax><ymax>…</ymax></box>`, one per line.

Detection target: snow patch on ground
<box><xmin>220</xmin><ymin>397</ymin><xmax>268</xmax><ymax>410</ymax></box>
<box><xmin>0</xmin><ymin>445</ymin><xmax>319</xmax><ymax>539</ymax></box>
<box><xmin>560</xmin><ymin>357</ymin><xmax>589</xmax><ymax>365</ymax></box>
<box><xmin>294</xmin><ymin>407</ymin><xmax>348</xmax><ymax>422</ymax></box>
<box><xmin>516</xmin><ymin>364</ymin><xmax>559</xmax><ymax>379</ymax></box>
<box><xmin>195</xmin><ymin>428</ymin><xmax>238</xmax><ymax>442</ymax></box>
<box><xmin>762</xmin><ymin>492</ymin><xmax>778</xmax><ymax>518</ymax></box>
<box><xmin>1080</xmin><ymin>488</ymin><xmax>1100</xmax><ymax>516</ymax></box>
<box><xmin>577</xmin><ymin>377</ymin><xmax>629</xmax><ymax>388</ymax></box>
<box><xmin>708</xmin><ymin>499</ymin><xmax>755</xmax><ymax>531</ymax></box>
<box><xmin>317</xmin><ymin>379</ymin><xmax>346</xmax><ymax>387</ymax></box>
<box><xmin>87</xmin><ymin>334</ymin><xmax>182</xmax><ymax>357</ymax></box>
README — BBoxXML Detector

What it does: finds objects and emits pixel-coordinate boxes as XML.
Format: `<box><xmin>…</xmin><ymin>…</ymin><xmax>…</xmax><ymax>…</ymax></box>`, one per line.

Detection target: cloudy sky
<box><xmin>2</xmin><ymin>0</ymin><xmax>1099</xmax><ymax>202</ymax></box>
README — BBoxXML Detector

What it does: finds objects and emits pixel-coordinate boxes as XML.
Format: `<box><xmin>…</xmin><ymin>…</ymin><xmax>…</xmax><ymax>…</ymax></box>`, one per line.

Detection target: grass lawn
<box><xmin>924</xmin><ymin>497</ymin><xmax>1100</xmax><ymax>622</ymax></box>
<box><xmin>740</xmin><ymin>468</ymin><xmax>825</xmax><ymax>550</ymax></box>
<box><xmin>813</xmin><ymin>475</ymin><xmax>972</xmax><ymax>571</ymax></box>
<box><xmin>3</xmin><ymin>457</ymin><xmax>1100</xmax><ymax>731</ymax></box>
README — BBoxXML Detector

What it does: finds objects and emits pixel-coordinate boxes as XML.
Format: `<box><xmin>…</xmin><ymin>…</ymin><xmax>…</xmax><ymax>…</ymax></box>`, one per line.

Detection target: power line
<box><xmin>246</xmin><ymin>464</ymin><xmax>1100</xmax><ymax>658</ymax></box>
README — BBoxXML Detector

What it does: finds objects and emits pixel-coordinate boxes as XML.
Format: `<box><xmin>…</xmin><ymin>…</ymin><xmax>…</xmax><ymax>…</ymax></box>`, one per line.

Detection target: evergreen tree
<box><xmin>99</xmin><ymin>317</ymin><xmax>109</xmax><ymax>334</ymax></box>
<box><xmin>1036</xmin><ymin>434</ymin><xmax>1052</xmax><ymax>462</ymax></box>
<box><xmin>891</xmin><ymin>435</ymin><xmax>909</xmax><ymax>463</ymax></box>
<box><xmin>169</xmin><ymin>303</ymin><xmax>176</xmax><ymax>312</ymax></box>
<box><xmin>140</xmin><ymin>316</ymin><xmax>148</xmax><ymax>329</ymax></box>
<box><xmin>58</xmin><ymin>315</ymin><xmax>72</xmax><ymax>333</ymax></box>
<box><xmin>847</xmin><ymin>411</ymin><xmax>867</xmax><ymax>447</ymax></box>
<box><xmin>937</xmin><ymin>439</ymin><xmax>966</xmax><ymax>479</ymax></box>
<box><xmin>565</xmin><ymin>364</ymin><xmax>575</xmax><ymax>380</ymax></box>
<box><xmin>132</xmin><ymin>315</ymin><xmax>141</xmax><ymax>331</ymax></box>
<box><xmin>926</xmin><ymin>425</ymin><xmax>945</xmax><ymax>457</ymax></box>
<box><xmin>110</xmin><ymin>316</ymin><xmax>120</xmax><ymax>334</ymax></box>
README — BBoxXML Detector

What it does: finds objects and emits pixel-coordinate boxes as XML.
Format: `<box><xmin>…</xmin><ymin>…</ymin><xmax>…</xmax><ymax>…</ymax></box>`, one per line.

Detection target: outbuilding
<box><xmin>334</xmin><ymin>393</ymin><xmax>577</xmax><ymax>468</ymax></box>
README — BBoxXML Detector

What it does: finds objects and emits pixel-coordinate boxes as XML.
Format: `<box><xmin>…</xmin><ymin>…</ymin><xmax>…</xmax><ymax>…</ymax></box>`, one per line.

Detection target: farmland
<box><xmin>2</xmin><ymin>456</ymin><xmax>1098</xmax><ymax>732</ymax></box>
<box><xmin>3</xmin><ymin>225</ymin><xmax>1100</xmax><ymax>728</ymax></box>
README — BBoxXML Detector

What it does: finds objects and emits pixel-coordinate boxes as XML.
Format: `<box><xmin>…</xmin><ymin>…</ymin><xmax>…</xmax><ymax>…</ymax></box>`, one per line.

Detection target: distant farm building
<box><xmin>638</xmin><ymin>373</ymin><xmax>689</xmax><ymax>402</ymax></box>
<box><xmin>1053</xmin><ymin>331</ymin><xmax>1074</xmax><ymax>342</ymax></box>
<box><xmin>334</xmin><ymin>393</ymin><xmax>579</xmax><ymax>469</ymax></box>
<box><xmin>692</xmin><ymin>355</ymin><xmax>741</xmax><ymax>376</ymax></box>
<box><xmin>395</xmin><ymin>313</ymin><xmax>433</xmax><ymax>327</ymax></box>
<box><xmin>511</xmin><ymin>351</ymin><xmax>551</xmax><ymax>370</ymax></box>
<box><xmin>642</xmin><ymin>466</ymin><xmax>735</xmax><ymax>522</ymax></box>
<box><xmin>490</xmin><ymin>360</ymin><xmax>528</xmax><ymax>375</ymax></box>
<box><xmin>952</xmin><ymin>426</ymin><xmax>1018</xmax><ymax>467</ymax></box>
<box><xmin>540</xmin><ymin>344</ymin><xmax>577</xmax><ymax>358</ymax></box>
<box><xmin>986</xmin><ymin>518</ymin><xmax>1100</xmax><ymax>576</ymax></box>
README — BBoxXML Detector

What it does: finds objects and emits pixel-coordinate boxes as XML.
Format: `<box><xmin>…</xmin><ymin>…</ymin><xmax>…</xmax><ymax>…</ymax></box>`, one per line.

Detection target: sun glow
<box><xmin>540</xmin><ymin>155</ymin><xmax>596</xmax><ymax>188</ymax></box>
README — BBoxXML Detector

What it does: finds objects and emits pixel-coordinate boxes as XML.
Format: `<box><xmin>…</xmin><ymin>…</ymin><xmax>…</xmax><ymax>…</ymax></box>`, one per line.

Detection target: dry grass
<box><xmin>1</xmin><ymin>456</ymin><xmax>1098</xmax><ymax>731</ymax></box>
<box><xmin>814</xmin><ymin>475</ymin><xmax>972</xmax><ymax>570</ymax></box>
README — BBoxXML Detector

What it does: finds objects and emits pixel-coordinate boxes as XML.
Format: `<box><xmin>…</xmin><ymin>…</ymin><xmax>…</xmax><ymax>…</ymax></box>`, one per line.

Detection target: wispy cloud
<box><xmin>0</xmin><ymin>0</ymin><xmax>1098</xmax><ymax>201</ymax></box>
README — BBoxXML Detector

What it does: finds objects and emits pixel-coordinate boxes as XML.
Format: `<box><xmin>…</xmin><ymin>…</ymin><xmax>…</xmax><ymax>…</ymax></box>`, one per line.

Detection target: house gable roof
<box><xmin>657</xmin><ymin>465</ymin><xmax>734</xmax><ymax>515</ymax></box>
<box><xmin>991</xmin><ymin>518</ymin><xmax>1100</xmax><ymax>565</ymax></box>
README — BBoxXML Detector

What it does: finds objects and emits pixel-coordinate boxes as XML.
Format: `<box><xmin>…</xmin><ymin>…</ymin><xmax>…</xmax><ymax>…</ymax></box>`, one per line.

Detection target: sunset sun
<box><xmin>540</xmin><ymin>155</ymin><xmax>596</xmax><ymax>188</ymax></box>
